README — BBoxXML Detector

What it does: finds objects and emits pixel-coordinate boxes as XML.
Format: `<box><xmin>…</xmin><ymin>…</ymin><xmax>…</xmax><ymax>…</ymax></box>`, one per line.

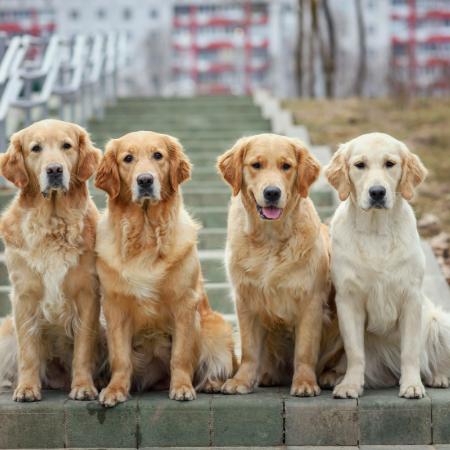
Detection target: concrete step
<box><xmin>198</xmin><ymin>227</ymin><xmax>227</xmax><ymax>250</ymax></box>
<box><xmin>116</xmin><ymin>95</ymin><xmax>256</xmax><ymax>106</ymax></box>
<box><xmin>0</xmin><ymin>386</ymin><xmax>447</xmax><ymax>448</ymax></box>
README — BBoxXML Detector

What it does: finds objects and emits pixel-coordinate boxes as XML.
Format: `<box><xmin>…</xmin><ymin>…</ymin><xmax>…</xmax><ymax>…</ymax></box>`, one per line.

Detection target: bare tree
<box><xmin>295</xmin><ymin>0</ymin><xmax>304</xmax><ymax>96</ymax></box>
<box><xmin>309</xmin><ymin>0</ymin><xmax>318</xmax><ymax>97</ymax></box>
<box><xmin>321</xmin><ymin>0</ymin><xmax>336</xmax><ymax>97</ymax></box>
<box><xmin>354</xmin><ymin>0</ymin><xmax>366</xmax><ymax>96</ymax></box>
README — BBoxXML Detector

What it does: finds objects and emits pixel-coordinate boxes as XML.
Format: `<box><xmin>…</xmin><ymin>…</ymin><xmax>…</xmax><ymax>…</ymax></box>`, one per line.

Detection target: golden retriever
<box><xmin>323</xmin><ymin>132</ymin><xmax>450</xmax><ymax>399</ymax></box>
<box><xmin>0</xmin><ymin>119</ymin><xmax>104</xmax><ymax>402</ymax></box>
<box><xmin>217</xmin><ymin>133</ymin><xmax>334</xmax><ymax>397</ymax></box>
<box><xmin>94</xmin><ymin>131</ymin><xmax>237</xmax><ymax>406</ymax></box>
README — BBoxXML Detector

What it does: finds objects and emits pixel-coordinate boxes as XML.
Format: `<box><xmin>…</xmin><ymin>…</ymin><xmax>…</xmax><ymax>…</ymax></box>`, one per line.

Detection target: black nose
<box><xmin>263</xmin><ymin>186</ymin><xmax>281</xmax><ymax>203</ymax></box>
<box><xmin>46</xmin><ymin>164</ymin><xmax>63</xmax><ymax>177</ymax></box>
<box><xmin>137</xmin><ymin>174</ymin><xmax>154</xmax><ymax>188</ymax></box>
<box><xmin>369</xmin><ymin>185</ymin><xmax>386</xmax><ymax>201</ymax></box>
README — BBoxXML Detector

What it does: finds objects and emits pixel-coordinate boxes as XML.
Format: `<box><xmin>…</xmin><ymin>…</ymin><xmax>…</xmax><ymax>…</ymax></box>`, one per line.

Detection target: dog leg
<box><xmin>222</xmin><ymin>300</ymin><xmax>263</xmax><ymax>395</ymax></box>
<box><xmin>399</xmin><ymin>293</ymin><xmax>426</xmax><ymax>399</ymax></box>
<box><xmin>99</xmin><ymin>296</ymin><xmax>133</xmax><ymax>407</ymax></box>
<box><xmin>333</xmin><ymin>296</ymin><xmax>365</xmax><ymax>399</ymax></box>
<box><xmin>70</xmin><ymin>285</ymin><xmax>101</xmax><ymax>401</ymax></box>
<box><xmin>291</xmin><ymin>300</ymin><xmax>322</xmax><ymax>397</ymax></box>
<box><xmin>12</xmin><ymin>290</ymin><xmax>42</xmax><ymax>402</ymax></box>
<box><xmin>169</xmin><ymin>300</ymin><xmax>198</xmax><ymax>401</ymax></box>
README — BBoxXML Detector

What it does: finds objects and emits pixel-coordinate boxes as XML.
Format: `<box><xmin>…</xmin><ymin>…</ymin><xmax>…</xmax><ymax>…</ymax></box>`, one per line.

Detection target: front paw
<box><xmin>426</xmin><ymin>374</ymin><xmax>449</xmax><ymax>388</ymax></box>
<box><xmin>399</xmin><ymin>381</ymin><xmax>426</xmax><ymax>398</ymax></box>
<box><xmin>70</xmin><ymin>384</ymin><xmax>98</xmax><ymax>401</ymax></box>
<box><xmin>99</xmin><ymin>385</ymin><xmax>128</xmax><ymax>407</ymax></box>
<box><xmin>319</xmin><ymin>371</ymin><xmax>343</xmax><ymax>389</ymax></box>
<box><xmin>221</xmin><ymin>377</ymin><xmax>253</xmax><ymax>395</ymax></box>
<box><xmin>13</xmin><ymin>385</ymin><xmax>41</xmax><ymax>402</ymax></box>
<box><xmin>169</xmin><ymin>383</ymin><xmax>196</xmax><ymax>401</ymax></box>
<box><xmin>333</xmin><ymin>382</ymin><xmax>363</xmax><ymax>399</ymax></box>
<box><xmin>291</xmin><ymin>380</ymin><xmax>321</xmax><ymax>397</ymax></box>
<box><xmin>202</xmin><ymin>378</ymin><xmax>224</xmax><ymax>393</ymax></box>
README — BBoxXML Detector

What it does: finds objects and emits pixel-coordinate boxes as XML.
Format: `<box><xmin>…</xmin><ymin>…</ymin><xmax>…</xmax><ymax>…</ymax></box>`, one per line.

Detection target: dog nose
<box><xmin>263</xmin><ymin>186</ymin><xmax>281</xmax><ymax>203</ymax></box>
<box><xmin>369</xmin><ymin>186</ymin><xmax>386</xmax><ymax>201</ymax></box>
<box><xmin>137</xmin><ymin>174</ymin><xmax>154</xmax><ymax>188</ymax></box>
<box><xmin>46</xmin><ymin>164</ymin><xmax>63</xmax><ymax>177</ymax></box>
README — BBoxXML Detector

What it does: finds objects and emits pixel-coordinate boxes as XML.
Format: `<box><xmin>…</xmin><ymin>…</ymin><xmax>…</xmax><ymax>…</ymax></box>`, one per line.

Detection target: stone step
<box><xmin>197</xmin><ymin>227</ymin><xmax>227</xmax><ymax>250</ymax></box>
<box><xmin>0</xmin><ymin>386</ymin><xmax>447</xmax><ymax>448</ymax></box>
<box><xmin>117</xmin><ymin>95</ymin><xmax>256</xmax><ymax>105</ymax></box>
<box><xmin>205</xmin><ymin>282</ymin><xmax>233</xmax><ymax>314</ymax></box>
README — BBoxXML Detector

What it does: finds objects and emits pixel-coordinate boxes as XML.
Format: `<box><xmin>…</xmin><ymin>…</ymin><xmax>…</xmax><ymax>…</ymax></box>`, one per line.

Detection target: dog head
<box><xmin>0</xmin><ymin>120</ymin><xmax>101</xmax><ymax>198</ymax></box>
<box><xmin>94</xmin><ymin>131</ymin><xmax>191</xmax><ymax>204</ymax></box>
<box><xmin>217</xmin><ymin>134</ymin><xmax>320</xmax><ymax>221</ymax></box>
<box><xmin>324</xmin><ymin>132</ymin><xmax>427</xmax><ymax>210</ymax></box>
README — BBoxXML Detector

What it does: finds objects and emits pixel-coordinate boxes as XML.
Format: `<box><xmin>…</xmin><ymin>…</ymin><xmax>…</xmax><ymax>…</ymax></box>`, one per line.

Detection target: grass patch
<box><xmin>283</xmin><ymin>97</ymin><xmax>450</xmax><ymax>233</ymax></box>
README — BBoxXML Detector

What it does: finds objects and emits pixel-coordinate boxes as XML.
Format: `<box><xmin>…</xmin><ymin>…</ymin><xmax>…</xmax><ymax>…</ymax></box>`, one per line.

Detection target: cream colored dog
<box><xmin>323</xmin><ymin>132</ymin><xmax>450</xmax><ymax>399</ymax></box>
<box><xmin>0</xmin><ymin>120</ymin><xmax>104</xmax><ymax>402</ymax></box>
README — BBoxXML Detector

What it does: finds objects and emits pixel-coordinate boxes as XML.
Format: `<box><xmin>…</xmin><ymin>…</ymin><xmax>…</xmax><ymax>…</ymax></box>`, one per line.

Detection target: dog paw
<box><xmin>333</xmin><ymin>383</ymin><xmax>363</xmax><ymax>399</ymax></box>
<box><xmin>221</xmin><ymin>378</ymin><xmax>253</xmax><ymax>394</ymax></box>
<box><xmin>202</xmin><ymin>379</ymin><xmax>224</xmax><ymax>393</ymax></box>
<box><xmin>13</xmin><ymin>385</ymin><xmax>41</xmax><ymax>402</ymax></box>
<box><xmin>170</xmin><ymin>384</ymin><xmax>196</xmax><ymax>401</ymax></box>
<box><xmin>259</xmin><ymin>373</ymin><xmax>277</xmax><ymax>387</ymax></box>
<box><xmin>399</xmin><ymin>381</ymin><xmax>426</xmax><ymax>399</ymax></box>
<box><xmin>291</xmin><ymin>380</ymin><xmax>321</xmax><ymax>397</ymax></box>
<box><xmin>99</xmin><ymin>386</ymin><xmax>128</xmax><ymax>407</ymax></box>
<box><xmin>427</xmin><ymin>374</ymin><xmax>449</xmax><ymax>388</ymax></box>
<box><xmin>70</xmin><ymin>384</ymin><xmax>98</xmax><ymax>401</ymax></box>
<box><xmin>319</xmin><ymin>371</ymin><xmax>342</xmax><ymax>389</ymax></box>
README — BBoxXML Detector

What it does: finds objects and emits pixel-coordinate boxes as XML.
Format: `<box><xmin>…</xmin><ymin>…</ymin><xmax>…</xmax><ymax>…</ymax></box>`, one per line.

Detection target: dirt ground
<box><xmin>283</xmin><ymin>97</ymin><xmax>450</xmax><ymax>233</ymax></box>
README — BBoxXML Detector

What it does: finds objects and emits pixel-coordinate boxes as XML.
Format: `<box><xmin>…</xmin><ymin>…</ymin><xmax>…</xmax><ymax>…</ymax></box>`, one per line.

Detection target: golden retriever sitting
<box><xmin>0</xmin><ymin>119</ymin><xmax>103</xmax><ymax>402</ymax></box>
<box><xmin>94</xmin><ymin>131</ymin><xmax>237</xmax><ymax>406</ymax></box>
<box><xmin>217</xmin><ymin>133</ymin><xmax>333</xmax><ymax>397</ymax></box>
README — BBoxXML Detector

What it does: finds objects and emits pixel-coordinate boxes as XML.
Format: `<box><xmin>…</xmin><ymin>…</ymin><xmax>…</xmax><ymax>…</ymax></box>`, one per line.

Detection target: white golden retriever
<box><xmin>322</xmin><ymin>132</ymin><xmax>450</xmax><ymax>399</ymax></box>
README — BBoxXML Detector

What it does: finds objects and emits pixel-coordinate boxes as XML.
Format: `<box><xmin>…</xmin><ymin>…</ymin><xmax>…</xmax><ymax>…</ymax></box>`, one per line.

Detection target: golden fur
<box><xmin>0</xmin><ymin>119</ymin><xmax>104</xmax><ymax>402</ymax></box>
<box><xmin>94</xmin><ymin>131</ymin><xmax>237</xmax><ymax>406</ymax></box>
<box><xmin>217</xmin><ymin>133</ymin><xmax>334</xmax><ymax>396</ymax></box>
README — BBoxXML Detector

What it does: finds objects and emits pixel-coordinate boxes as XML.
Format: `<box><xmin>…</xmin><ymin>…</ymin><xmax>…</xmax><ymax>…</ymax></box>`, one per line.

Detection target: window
<box><xmin>69</xmin><ymin>9</ymin><xmax>80</xmax><ymax>20</ymax></box>
<box><xmin>123</xmin><ymin>8</ymin><xmax>132</xmax><ymax>20</ymax></box>
<box><xmin>97</xmin><ymin>8</ymin><xmax>106</xmax><ymax>19</ymax></box>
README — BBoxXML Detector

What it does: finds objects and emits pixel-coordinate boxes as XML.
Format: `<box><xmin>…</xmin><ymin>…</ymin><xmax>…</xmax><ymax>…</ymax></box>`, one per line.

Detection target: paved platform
<box><xmin>0</xmin><ymin>387</ymin><xmax>449</xmax><ymax>448</ymax></box>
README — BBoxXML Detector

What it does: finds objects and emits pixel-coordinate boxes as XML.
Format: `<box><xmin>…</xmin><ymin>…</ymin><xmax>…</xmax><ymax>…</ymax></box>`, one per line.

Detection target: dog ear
<box><xmin>324</xmin><ymin>143</ymin><xmax>351</xmax><ymax>201</ymax></box>
<box><xmin>163</xmin><ymin>135</ymin><xmax>192</xmax><ymax>193</ymax></box>
<box><xmin>0</xmin><ymin>130</ymin><xmax>29</xmax><ymax>188</ymax></box>
<box><xmin>94</xmin><ymin>139</ymin><xmax>120</xmax><ymax>199</ymax></box>
<box><xmin>75</xmin><ymin>125</ymin><xmax>102</xmax><ymax>182</ymax></box>
<box><xmin>217</xmin><ymin>137</ymin><xmax>249</xmax><ymax>196</ymax></box>
<box><xmin>291</xmin><ymin>138</ymin><xmax>321</xmax><ymax>199</ymax></box>
<box><xmin>399</xmin><ymin>143</ymin><xmax>427</xmax><ymax>201</ymax></box>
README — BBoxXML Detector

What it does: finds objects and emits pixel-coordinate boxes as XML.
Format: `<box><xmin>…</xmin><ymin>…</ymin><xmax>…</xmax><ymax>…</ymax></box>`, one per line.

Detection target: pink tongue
<box><xmin>262</xmin><ymin>206</ymin><xmax>281</xmax><ymax>219</ymax></box>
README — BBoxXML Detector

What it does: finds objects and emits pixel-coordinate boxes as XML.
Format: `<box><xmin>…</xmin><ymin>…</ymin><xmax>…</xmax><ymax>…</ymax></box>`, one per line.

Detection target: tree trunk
<box><xmin>296</xmin><ymin>0</ymin><xmax>304</xmax><ymax>96</ymax></box>
<box><xmin>309</xmin><ymin>0</ymin><xmax>318</xmax><ymax>98</ymax></box>
<box><xmin>354</xmin><ymin>0</ymin><xmax>366</xmax><ymax>96</ymax></box>
<box><xmin>322</xmin><ymin>0</ymin><xmax>336</xmax><ymax>97</ymax></box>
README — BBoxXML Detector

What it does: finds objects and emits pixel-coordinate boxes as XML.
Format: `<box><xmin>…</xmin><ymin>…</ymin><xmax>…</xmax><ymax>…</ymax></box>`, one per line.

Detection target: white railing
<box><xmin>0</xmin><ymin>31</ymin><xmax>127</xmax><ymax>156</ymax></box>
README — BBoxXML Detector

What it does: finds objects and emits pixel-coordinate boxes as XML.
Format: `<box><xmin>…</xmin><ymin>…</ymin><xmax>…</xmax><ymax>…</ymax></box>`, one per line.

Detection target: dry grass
<box><xmin>283</xmin><ymin>97</ymin><xmax>450</xmax><ymax>233</ymax></box>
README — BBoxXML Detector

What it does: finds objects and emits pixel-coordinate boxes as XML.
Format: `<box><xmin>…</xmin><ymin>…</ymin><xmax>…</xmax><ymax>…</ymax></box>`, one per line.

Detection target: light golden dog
<box><xmin>94</xmin><ymin>131</ymin><xmax>237</xmax><ymax>406</ymax></box>
<box><xmin>217</xmin><ymin>133</ymin><xmax>334</xmax><ymax>397</ymax></box>
<box><xmin>0</xmin><ymin>119</ymin><xmax>104</xmax><ymax>402</ymax></box>
<box><xmin>322</xmin><ymin>132</ymin><xmax>450</xmax><ymax>399</ymax></box>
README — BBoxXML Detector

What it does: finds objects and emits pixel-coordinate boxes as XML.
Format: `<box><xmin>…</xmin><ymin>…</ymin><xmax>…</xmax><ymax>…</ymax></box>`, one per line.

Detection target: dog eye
<box><xmin>124</xmin><ymin>155</ymin><xmax>133</xmax><ymax>163</ymax></box>
<box><xmin>386</xmin><ymin>161</ymin><xmax>395</xmax><ymax>168</ymax></box>
<box><xmin>62</xmin><ymin>143</ymin><xmax>71</xmax><ymax>149</ymax></box>
<box><xmin>355</xmin><ymin>162</ymin><xmax>365</xmax><ymax>169</ymax></box>
<box><xmin>31</xmin><ymin>145</ymin><xmax>41</xmax><ymax>152</ymax></box>
<box><xmin>282</xmin><ymin>163</ymin><xmax>291</xmax><ymax>170</ymax></box>
<box><xmin>252</xmin><ymin>162</ymin><xmax>261</xmax><ymax>169</ymax></box>
<box><xmin>154</xmin><ymin>152</ymin><xmax>163</xmax><ymax>160</ymax></box>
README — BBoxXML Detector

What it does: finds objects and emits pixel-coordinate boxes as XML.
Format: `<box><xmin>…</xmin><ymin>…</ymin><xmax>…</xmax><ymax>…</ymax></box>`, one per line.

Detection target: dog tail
<box><xmin>195</xmin><ymin>306</ymin><xmax>238</xmax><ymax>391</ymax></box>
<box><xmin>421</xmin><ymin>299</ymin><xmax>450</xmax><ymax>385</ymax></box>
<box><xmin>0</xmin><ymin>316</ymin><xmax>18</xmax><ymax>387</ymax></box>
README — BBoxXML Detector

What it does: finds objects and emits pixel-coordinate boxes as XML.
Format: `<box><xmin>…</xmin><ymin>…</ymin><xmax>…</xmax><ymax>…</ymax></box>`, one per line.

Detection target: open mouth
<box><xmin>255</xmin><ymin>202</ymin><xmax>283</xmax><ymax>220</ymax></box>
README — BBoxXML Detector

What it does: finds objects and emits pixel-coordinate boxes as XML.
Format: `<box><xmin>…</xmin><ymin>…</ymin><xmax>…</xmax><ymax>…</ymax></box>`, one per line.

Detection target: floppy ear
<box><xmin>399</xmin><ymin>143</ymin><xmax>427</xmax><ymax>201</ymax></box>
<box><xmin>75</xmin><ymin>125</ymin><xmax>102</xmax><ymax>182</ymax></box>
<box><xmin>217</xmin><ymin>137</ymin><xmax>249</xmax><ymax>196</ymax></box>
<box><xmin>291</xmin><ymin>138</ymin><xmax>321</xmax><ymax>199</ymax></box>
<box><xmin>324</xmin><ymin>143</ymin><xmax>351</xmax><ymax>201</ymax></box>
<box><xmin>0</xmin><ymin>130</ymin><xmax>29</xmax><ymax>188</ymax></box>
<box><xmin>94</xmin><ymin>140</ymin><xmax>120</xmax><ymax>199</ymax></box>
<box><xmin>163</xmin><ymin>135</ymin><xmax>192</xmax><ymax>193</ymax></box>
